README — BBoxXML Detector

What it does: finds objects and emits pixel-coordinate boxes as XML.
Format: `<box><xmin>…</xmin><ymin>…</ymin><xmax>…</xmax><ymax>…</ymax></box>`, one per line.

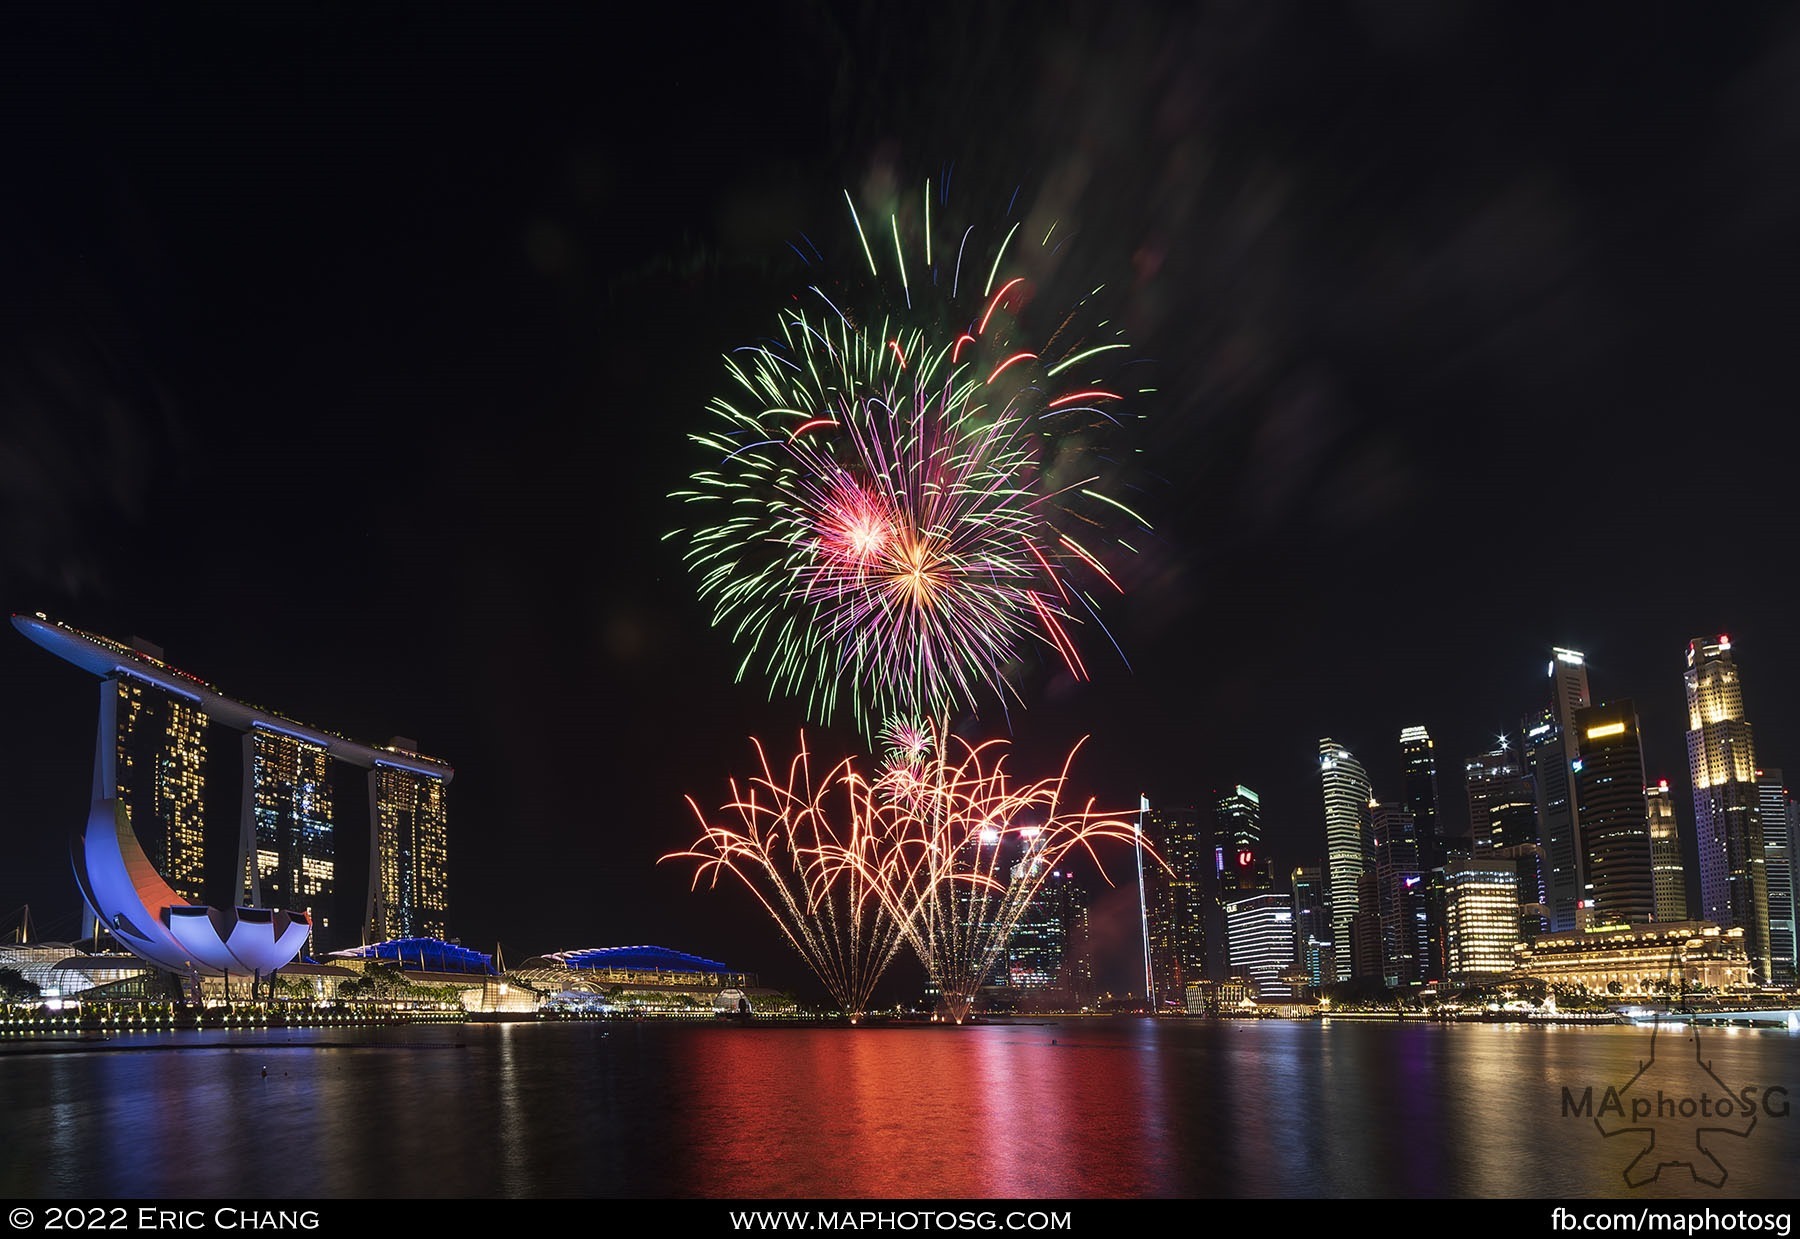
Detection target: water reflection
<box><xmin>0</xmin><ymin>1019</ymin><xmax>1793</xmax><ymax>1198</ymax></box>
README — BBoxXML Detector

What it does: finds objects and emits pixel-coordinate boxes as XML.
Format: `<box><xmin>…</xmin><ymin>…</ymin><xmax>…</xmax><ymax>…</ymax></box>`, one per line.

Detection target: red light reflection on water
<box><xmin>664</xmin><ymin>1023</ymin><xmax>1175</xmax><ymax>1198</ymax></box>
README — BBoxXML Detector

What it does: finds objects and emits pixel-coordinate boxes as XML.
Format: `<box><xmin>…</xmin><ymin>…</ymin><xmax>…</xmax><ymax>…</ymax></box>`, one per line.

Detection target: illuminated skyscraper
<box><xmin>1142</xmin><ymin>804</ymin><xmax>1210</xmax><ymax>1007</ymax></box>
<box><xmin>1216</xmin><ymin>785</ymin><xmax>1261</xmax><ymax>850</ymax></box>
<box><xmin>16</xmin><ymin>616</ymin><xmax>454</xmax><ymax>950</ymax></box>
<box><xmin>1370</xmin><ymin>801</ymin><xmax>1425</xmax><ymax>986</ymax></box>
<box><xmin>1534</xmin><ymin>647</ymin><xmax>1591</xmax><ymax>933</ymax></box>
<box><xmin>1400</xmin><ymin>726</ymin><xmax>1445</xmax><ymax>982</ymax></box>
<box><xmin>1466</xmin><ymin>738</ymin><xmax>1546</xmax><ymax>941</ymax></box>
<box><xmin>1291</xmin><ymin>865</ymin><xmax>1330</xmax><ymax>990</ymax></box>
<box><xmin>1757</xmin><ymin>770</ymin><xmax>1794</xmax><ymax>987</ymax></box>
<box><xmin>1320</xmin><ymin>738</ymin><xmax>1372</xmax><ymax>983</ymax></box>
<box><xmin>1572</xmin><ymin>701</ymin><xmax>1656</xmax><ymax>928</ymax></box>
<box><xmin>1527</xmin><ymin>710</ymin><xmax>1580</xmax><ymax>933</ymax></box>
<box><xmin>107</xmin><ymin>671</ymin><xmax>208</xmax><ymax>905</ymax></box>
<box><xmin>1684</xmin><ymin>636</ymin><xmax>1770</xmax><ymax>982</ymax></box>
<box><xmin>1445</xmin><ymin>854</ymin><xmax>1520</xmax><ymax>984</ymax></box>
<box><xmin>242</xmin><ymin>725</ymin><xmax>336</xmax><ymax>952</ymax></box>
<box><xmin>1006</xmin><ymin>869</ymin><xmax>1089</xmax><ymax>999</ymax></box>
<box><xmin>1645</xmin><ymin>780</ymin><xmax>1690</xmax><ymax>924</ymax></box>
<box><xmin>1225</xmin><ymin>892</ymin><xmax>1295</xmax><ymax>998</ymax></box>
<box><xmin>368</xmin><ymin>747</ymin><xmax>450</xmax><ymax>943</ymax></box>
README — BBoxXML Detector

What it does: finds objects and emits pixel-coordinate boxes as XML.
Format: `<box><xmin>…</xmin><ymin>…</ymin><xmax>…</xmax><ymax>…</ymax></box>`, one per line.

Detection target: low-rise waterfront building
<box><xmin>1512</xmin><ymin>921</ymin><xmax>1752</xmax><ymax>997</ymax></box>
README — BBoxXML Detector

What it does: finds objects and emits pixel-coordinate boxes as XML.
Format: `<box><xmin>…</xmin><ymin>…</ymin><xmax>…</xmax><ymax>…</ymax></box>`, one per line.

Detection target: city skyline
<box><xmin>3</xmin><ymin>7</ymin><xmax>1800</xmax><ymax>1007</ymax></box>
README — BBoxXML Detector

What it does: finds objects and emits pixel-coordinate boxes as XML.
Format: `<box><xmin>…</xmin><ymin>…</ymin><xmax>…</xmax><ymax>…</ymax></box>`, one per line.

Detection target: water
<box><xmin>1</xmin><ymin>1017</ymin><xmax>1795</xmax><ymax>1199</ymax></box>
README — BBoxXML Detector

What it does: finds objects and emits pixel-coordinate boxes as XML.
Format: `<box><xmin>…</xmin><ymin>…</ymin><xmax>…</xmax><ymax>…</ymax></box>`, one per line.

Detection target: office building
<box><xmin>1572</xmin><ymin>701</ymin><xmax>1656</xmax><ymax>928</ymax></box>
<box><xmin>1445</xmin><ymin>854</ymin><xmax>1520</xmax><ymax>984</ymax></box>
<box><xmin>1370</xmin><ymin>800</ymin><xmax>1425</xmax><ymax>986</ymax></box>
<box><xmin>1142</xmin><ymin>804</ymin><xmax>1211</xmax><ymax>1007</ymax></box>
<box><xmin>1291</xmin><ymin>865</ymin><xmax>1330</xmax><ymax>991</ymax></box>
<box><xmin>1319</xmin><ymin>738</ymin><xmax>1372</xmax><ymax>982</ymax></box>
<box><xmin>1645</xmin><ymin>780</ymin><xmax>1690</xmax><ymax>925</ymax></box>
<box><xmin>1216</xmin><ymin>785</ymin><xmax>1261</xmax><ymax>851</ymax></box>
<box><xmin>1684</xmin><ymin>635</ymin><xmax>1771</xmax><ymax>982</ymax></box>
<box><xmin>1400</xmin><ymin>726</ymin><xmax>1446</xmax><ymax>983</ymax></box>
<box><xmin>1758</xmin><ymin>770</ymin><xmax>1795</xmax><ymax>987</ymax></box>
<box><xmin>1224</xmin><ymin>892</ymin><xmax>1296</xmax><ymax>998</ymax></box>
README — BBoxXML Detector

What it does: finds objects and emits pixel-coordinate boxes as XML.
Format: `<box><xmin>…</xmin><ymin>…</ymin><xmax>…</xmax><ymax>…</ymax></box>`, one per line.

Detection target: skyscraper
<box><xmin>108</xmin><ymin>672</ymin><xmax>208</xmax><ymax>906</ymax></box>
<box><xmin>1466</xmin><ymin>738</ymin><xmax>1546</xmax><ymax>941</ymax></box>
<box><xmin>1446</xmin><ymin>854</ymin><xmax>1520</xmax><ymax>984</ymax></box>
<box><xmin>1538</xmin><ymin>648</ymin><xmax>1591</xmax><ymax>933</ymax></box>
<box><xmin>242</xmin><ymin>725</ymin><xmax>337</xmax><ymax>951</ymax></box>
<box><xmin>1400</xmin><ymin>726</ymin><xmax>1446</xmax><ymax>983</ymax></box>
<box><xmin>1572</xmin><ymin>701</ymin><xmax>1657</xmax><ymax>928</ymax></box>
<box><xmin>1685</xmin><ymin>635</ymin><xmax>1771</xmax><ymax>982</ymax></box>
<box><xmin>1291</xmin><ymin>865</ymin><xmax>1330</xmax><ymax>990</ymax></box>
<box><xmin>17</xmin><ymin>616</ymin><xmax>455</xmax><ymax>950</ymax></box>
<box><xmin>1370</xmin><ymin>801</ymin><xmax>1425</xmax><ymax>986</ymax></box>
<box><xmin>1216</xmin><ymin>785</ymin><xmax>1262</xmax><ymax>851</ymax></box>
<box><xmin>1142</xmin><ymin>804</ymin><xmax>1211</xmax><ymax>1007</ymax></box>
<box><xmin>1319</xmin><ymin>738</ymin><xmax>1372</xmax><ymax>983</ymax></box>
<box><xmin>1757</xmin><ymin>770</ymin><xmax>1794</xmax><ymax>988</ymax></box>
<box><xmin>1527</xmin><ymin>711</ymin><xmax>1581</xmax><ymax>932</ymax></box>
<box><xmin>1006</xmin><ymin>868</ymin><xmax>1088</xmax><ymax>999</ymax></box>
<box><xmin>1224</xmin><ymin>892</ymin><xmax>1296</xmax><ymax>998</ymax></box>
<box><xmin>1645</xmin><ymin>780</ymin><xmax>1690</xmax><ymax>924</ymax></box>
<box><xmin>369</xmin><ymin>746</ymin><xmax>451</xmax><ymax>943</ymax></box>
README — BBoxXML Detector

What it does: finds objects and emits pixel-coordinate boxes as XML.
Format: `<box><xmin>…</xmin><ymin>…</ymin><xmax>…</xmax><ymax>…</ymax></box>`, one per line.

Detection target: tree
<box><xmin>0</xmin><ymin>968</ymin><xmax>41</xmax><ymax>1002</ymax></box>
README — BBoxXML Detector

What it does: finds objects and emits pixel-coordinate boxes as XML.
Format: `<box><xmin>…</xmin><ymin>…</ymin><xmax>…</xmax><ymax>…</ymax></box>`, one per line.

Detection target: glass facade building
<box><xmin>1319</xmin><ymin>738</ymin><xmax>1372</xmax><ymax>983</ymax></box>
<box><xmin>1684</xmin><ymin>636</ymin><xmax>1770</xmax><ymax>982</ymax></box>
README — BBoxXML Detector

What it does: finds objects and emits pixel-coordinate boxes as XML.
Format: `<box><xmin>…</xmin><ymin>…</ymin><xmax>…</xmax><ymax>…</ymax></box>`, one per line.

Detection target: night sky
<box><xmin>4</xmin><ymin>4</ymin><xmax>1799</xmax><ymax>1003</ymax></box>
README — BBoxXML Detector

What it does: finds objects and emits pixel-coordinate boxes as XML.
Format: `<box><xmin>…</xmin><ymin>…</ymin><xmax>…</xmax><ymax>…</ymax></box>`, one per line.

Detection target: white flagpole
<box><xmin>1136</xmin><ymin>793</ymin><xmax>1154</xmax><ymax>1010</ymax></box>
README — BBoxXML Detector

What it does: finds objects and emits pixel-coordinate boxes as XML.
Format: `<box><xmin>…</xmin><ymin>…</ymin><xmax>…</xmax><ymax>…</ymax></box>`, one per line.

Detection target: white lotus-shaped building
<box><xmin>72</xmin><ymin>797</ymin><xmax>311</xmax><ymax>977</ymax></box>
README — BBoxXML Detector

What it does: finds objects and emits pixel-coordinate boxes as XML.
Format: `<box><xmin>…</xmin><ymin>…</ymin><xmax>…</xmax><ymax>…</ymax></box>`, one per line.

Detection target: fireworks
<box><xmin>673</xmin><ymin>184</ymin><xmax>1147</xmax><ymax>733</ymax></box>
<box><xmin>664</xmin><ymin>734</ymin><xmax>911</xmax><ymax>1021</ymax></box>
<box><xmin>669</xmin><ymin>182</ymin><xmax>1149</xmax><ymax>1020</ymax></box>
<box><xmin>669</xmin><ymin>725</ymin><xmax>1141</xmax><ymax>1025</ymax></box>
<box><xmin>825</xmin><ymin>722</ymin><xmax>1141</xmax><ymax>1024</ymax></box>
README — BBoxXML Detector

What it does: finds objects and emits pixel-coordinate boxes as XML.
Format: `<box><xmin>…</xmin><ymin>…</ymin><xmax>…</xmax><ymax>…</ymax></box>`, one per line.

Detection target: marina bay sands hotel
<box><xmin>14</xmin><ymin>614</ymin><xmax>452</xmax><ymax>953</ymax></box>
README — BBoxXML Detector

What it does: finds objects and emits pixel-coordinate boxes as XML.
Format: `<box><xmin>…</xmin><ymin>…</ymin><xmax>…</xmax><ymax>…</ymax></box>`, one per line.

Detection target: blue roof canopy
<box><xmin>332</xmin><ymin>938</ymin><xmax>495</xmax><ymax>975</ymax></box>
<box><xmin>550</xmin><ymin>945</ymin><xmax>733</xmax><ymax>974</ymax></box>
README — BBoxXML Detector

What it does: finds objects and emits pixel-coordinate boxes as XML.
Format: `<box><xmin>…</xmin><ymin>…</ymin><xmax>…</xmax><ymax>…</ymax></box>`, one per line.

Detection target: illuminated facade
<box><xmin>1514</xmin><ymin>921</ymin><xmax>1751</xmax><ymax>996</ymax></box>
<box><xmin>1143</xmin><ymin>804</ymin><xmax>1211</xmax><ymax>1007</ymax></box>
<box><xmin>1290</xmin><ymin>865</ymin><xmax>1330</xmax><ymax>989</ymax></box>
<box><xmin>1572</xmin><ymin>701</ymin><xmax>1656</xmax><ymax>928</ymax></box>
<box><xmin>1684</xmin><ymin>636</ymin><xmax>1770</xmax><ymax>982</ymax></box>
<box><xmin>1006</xmin><ymin>869</ymin><xmax>1089</xmax><ymax>996</ymax></box>
<box><xmin>1370</xmin><ymin>801</ymin><xmax>1425</xmax><ymax>986</ymax></box>
<box><xmin>1319</xmin><ymin>738</ymin><xmax>1371</xmax><ymax>982</ymax></box>
<box><xmin>1216</xmin><ymin>785</ymin><xmax>1261</xmax><ymax>850</ymax></box>
<box><xmin>1224</xmin><ymin>892</ymin><xmax>1295</xmax><ymax>998</ymax></box>
<box><xmin>1645</xmin><ymin>780</ymin><xmax>1690</xmax><ymax>924</ymax></box>
<box><xmin>109</xmin><ymin>673</ymin><xmax>208</xmax><ymax>905</ymax></box>
<box><xmin>1401</xmin><ymin>725</ymin><xmax>1446</xmax><ymax>983</ymax></box>
<box><xmin>1445</xmin><ymin>854</ymin><xmax>1519</xmax><ymax>984</ymax></box>
<box><xmin>1757</xmin><ymin>770</ymin><xmax>1794</xmax><ymax>987</ymax></box>
<box><xmin>1538</xmin><ymin>647</ymin><xmax>1592</xmax><ymax>932</ymax></box>
<box><xmin>243</xmin><ymin>726</ymin><xmax>336</xmax><ymax>952</ymax></box>
<box><xmin>15</xmin><ymin>615</ymin><xmax>454</xmax><ymax>970</ymax></box>
<box><xmin>368</xmin><ymin>753</ymin><xmax>450</xmax><ymax>943</ymax></box>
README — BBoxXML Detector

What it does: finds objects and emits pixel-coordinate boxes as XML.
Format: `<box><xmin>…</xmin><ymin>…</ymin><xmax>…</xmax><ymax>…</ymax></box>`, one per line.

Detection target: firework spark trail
<box><xmin>663</xmin><ymin>735</ymin><xmax>911</xmax><ymax>1021</ymax></box>
<box><xmin>672</xmin><ymin>186</ymin><xmax>1147</xmax><ymax>734</ymax></box>
<box><xmin>818</xmin><ymin>722</ymin><xmax>1147</xmax><ymax>1024</ymax></box>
